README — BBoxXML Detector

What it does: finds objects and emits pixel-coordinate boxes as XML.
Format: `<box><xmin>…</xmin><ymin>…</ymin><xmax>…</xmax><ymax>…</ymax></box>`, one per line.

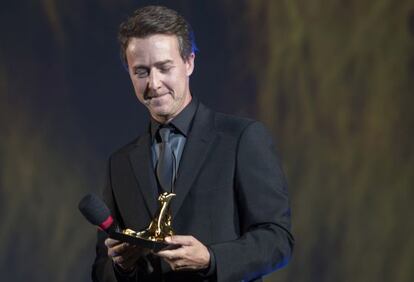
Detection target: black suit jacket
<box><xmin>93</xmin><ymin>102</ymin><xmax>294</xmax><ymax>282</ymax></box>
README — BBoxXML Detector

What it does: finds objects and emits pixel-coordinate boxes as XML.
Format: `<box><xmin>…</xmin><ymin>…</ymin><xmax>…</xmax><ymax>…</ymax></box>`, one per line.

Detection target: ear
<box><xmin>185</xmin><ymin>53</ymin><xmax>195</xmax><ymax>76</ymax></box>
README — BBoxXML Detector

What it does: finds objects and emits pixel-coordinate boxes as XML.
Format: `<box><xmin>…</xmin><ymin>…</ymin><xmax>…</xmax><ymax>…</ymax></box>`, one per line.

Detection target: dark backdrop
<box><xmin>1</xmin><ymin>1</ymin><xmax>413</xmax><ymax>281</ymax></box>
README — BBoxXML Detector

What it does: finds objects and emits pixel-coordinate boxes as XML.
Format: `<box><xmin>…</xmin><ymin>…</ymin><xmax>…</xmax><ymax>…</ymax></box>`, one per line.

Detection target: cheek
<box><xmin>165</xmin><ymin>72</ymin><xmax>186</xmax><ymax>91</ymax></box>
<box><xmin>131</xmin><ymin>78</ymin><xmax>147</xmax><ymax>97</ymax></box>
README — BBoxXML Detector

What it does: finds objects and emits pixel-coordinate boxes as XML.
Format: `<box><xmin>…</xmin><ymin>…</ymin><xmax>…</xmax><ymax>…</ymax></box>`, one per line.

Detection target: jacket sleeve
<box><xmin>91</xmin><ymin>157</ymin><xmax>157</xmax><ymax>282</ymax></box>
<box><xmin>209</xmin><ymin>121</ymin><xmax>294</xmax><ymax>282</ymax></box>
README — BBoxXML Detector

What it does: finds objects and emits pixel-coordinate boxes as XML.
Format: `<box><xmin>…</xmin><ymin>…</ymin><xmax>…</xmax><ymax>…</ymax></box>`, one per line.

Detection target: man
<box><xmin>93</xmin><ymin>5</ymin><xmax>294</xmax><ymax>282</ymax></box>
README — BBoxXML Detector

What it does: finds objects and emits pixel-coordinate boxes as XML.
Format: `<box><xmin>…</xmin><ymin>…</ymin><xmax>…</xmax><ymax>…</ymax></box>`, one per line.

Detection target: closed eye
<box><xmin>134</xmin><ymin>67</ymin><xmax>149</xmax><ymax>78</ymax></box>
<box><xmin>159</xmin><ymin>66</ymin><xmax>174</xmax><ymax>73</ymax></box>
<box><xmin>154</xmin><ymin>60</ymin><xmax>174</xmax><ymax>74</ymax></box>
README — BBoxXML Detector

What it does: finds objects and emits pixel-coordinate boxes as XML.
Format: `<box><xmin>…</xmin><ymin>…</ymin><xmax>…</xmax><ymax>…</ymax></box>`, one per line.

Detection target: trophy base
<box><xmin>109</xmin><ymin>229</ymin><xmax>171</xmax><ymax>252</ymax></box>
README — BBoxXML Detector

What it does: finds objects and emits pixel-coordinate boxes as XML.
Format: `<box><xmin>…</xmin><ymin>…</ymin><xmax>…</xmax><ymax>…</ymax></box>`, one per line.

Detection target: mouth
<box><xmin>145</xmin><ymin>92</ymin><xmax>169</xmax><ymax>100</ymax></box>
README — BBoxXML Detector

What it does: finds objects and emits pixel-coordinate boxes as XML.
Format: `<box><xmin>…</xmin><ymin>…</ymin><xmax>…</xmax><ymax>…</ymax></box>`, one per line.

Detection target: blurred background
<box><xmin>1</xmin><ymin>1</ymin><xmax>413</xmax><ymax>281</ymax></box>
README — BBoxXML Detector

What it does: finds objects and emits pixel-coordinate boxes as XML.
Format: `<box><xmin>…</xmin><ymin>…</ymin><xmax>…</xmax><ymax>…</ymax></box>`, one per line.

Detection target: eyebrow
<box><xmin>133</xmin><ymin>60</ymin><xmax>174</xmax><ymax>71</ymax></box>
<box><xmin>154</xmin><ymin>60</ymin><xmax>174</xmax><ymax>68</ymax></box>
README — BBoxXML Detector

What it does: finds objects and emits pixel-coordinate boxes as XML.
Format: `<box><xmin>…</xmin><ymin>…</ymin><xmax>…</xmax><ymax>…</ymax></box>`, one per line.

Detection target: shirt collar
<box><xmin>150</xmin><ymin>97</ymin><xmax>198</xmax><ymax>140</ymax></box>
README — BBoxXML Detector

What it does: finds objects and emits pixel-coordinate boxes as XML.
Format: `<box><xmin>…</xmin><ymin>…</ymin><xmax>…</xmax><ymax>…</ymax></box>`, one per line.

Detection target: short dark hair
<box><xmin>118</xmin><ymin>5</ymin><xmax>197</xmax><ymax>67</ymax></box>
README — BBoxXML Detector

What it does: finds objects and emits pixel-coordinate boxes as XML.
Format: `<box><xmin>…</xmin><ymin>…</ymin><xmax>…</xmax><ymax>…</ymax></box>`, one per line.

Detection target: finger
<box><xmin>120</xmin><ymin>261</ymin><xmax>137</xmax><ymax>271</ymax></box>
<box><xmin>165</xmin><ymin>235</ymin><xmax>194</xmax><ymax>246</ymax></box>
<box><xmin>155</xmin><ymin>248</ymin><xmax>185</xmax><ymax>262</ymax></box>
<box><xmin>156</xmin><ymin>248</ymin><xmax>185</xmax><ymax>261</ymax></box>
<box><xmin>111</xmin><ymin>254</ymin><xmax>124</xmax><ymax>265</ymax></box>
<box><xmin>108</xmin><ymin>242</ymin><xmax>131</xmax><ymax>257</ymax></box>
<box><xmin>170</xmin><ymin>261</ymin><xmax>193</xmax><ymax>272</ymax></box>
<box><xmin>162</xmin><ymin>257</ymin><xmax>183</xmax><ymax>271</ymax></box>
<box><xmin>175</xmin><ymin>264</ymin><xmax>193</xmax><ymax>271</ymax></box>
<box><xmin>123</xmin><ymin>245</ymin><xmax>147</xmax><ymax>261</ymax></box>
<box><xmin>112</xmin><ymin>255</ymin><xmax>136</xmax><ymax>271</ymax></box>
<box><xmin>156</xmin><ymin>249</ymin><xmax>175</xmax><ymax>259</ymax></box>
<box><xmin>105</xmin><ymin>238</ymin><xmax>122</xmax><ymax>248</ymax></box>
<box><xmin>111</xmin><ymin>247</ymin><xmax>138</xmax><ymax>269</ymax></box>
<box><xmin>115</xmin><ymin>253</ymin><xmax>138</xmax><ymax>270</ymax></box>
<box><xmin>114</xmin><ymin>245</ymin><xmax>152</xmax><ymax>267</ymax></box>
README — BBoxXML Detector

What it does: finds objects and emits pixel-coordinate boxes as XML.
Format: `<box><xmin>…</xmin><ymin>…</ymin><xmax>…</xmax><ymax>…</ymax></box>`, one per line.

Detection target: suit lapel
<box><xmin>171</xmin><ymin>103</ymin><xmax>217</xmax><ymax>218</ymax></box>
<box><xmin>128</xmin><ymin>133</ymin><xmax>158</xmax><ymax>217</ymax></box>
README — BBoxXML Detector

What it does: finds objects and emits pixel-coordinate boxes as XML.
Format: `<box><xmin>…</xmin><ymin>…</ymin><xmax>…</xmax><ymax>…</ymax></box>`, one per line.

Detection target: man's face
<box><xmin>125</xmin><ymin>34</ymin><xmax>195</xmax><ymax>123</ymax></box>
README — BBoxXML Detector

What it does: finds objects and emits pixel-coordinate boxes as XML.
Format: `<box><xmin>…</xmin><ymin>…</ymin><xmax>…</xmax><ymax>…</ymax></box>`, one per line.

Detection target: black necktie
<box><xmin>156</xmin><ymin>126</ymin><xmax>174</xmax><ymax>192</ymax></box>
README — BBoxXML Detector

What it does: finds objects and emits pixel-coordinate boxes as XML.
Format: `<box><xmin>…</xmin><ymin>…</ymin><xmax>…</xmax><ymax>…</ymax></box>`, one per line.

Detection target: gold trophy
<box><xmin>113</xmin><ymin>192</ymin><xmax>176</xmax><ymax>250</ymax></box>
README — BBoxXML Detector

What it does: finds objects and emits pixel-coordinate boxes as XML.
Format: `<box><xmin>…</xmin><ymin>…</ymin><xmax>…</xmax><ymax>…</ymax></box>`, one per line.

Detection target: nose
<box><xmin>148</xmin><ymin>69</ymin><xmax>161</xmax><ymax>90</ymax></box>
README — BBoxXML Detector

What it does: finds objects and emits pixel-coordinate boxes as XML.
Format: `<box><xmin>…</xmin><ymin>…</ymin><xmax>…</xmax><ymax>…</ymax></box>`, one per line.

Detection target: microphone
<box><xmin>78</xmin><ymin>193</ymin><xmax>155</xmax><ymax>274</ymax></box>
<box><xmin>78</xmin><ymin>193</ymin><xmax>119</xmax><ymax>234</ymax></box>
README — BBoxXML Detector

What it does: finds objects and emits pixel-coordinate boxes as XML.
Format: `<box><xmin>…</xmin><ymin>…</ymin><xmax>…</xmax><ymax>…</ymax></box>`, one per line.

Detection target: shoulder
<box><xmin>209</xmin><ymin>108</ymin><xmax>270</xmax><ymax>141</ymax></box>
<box><xmin>214</xmin><ymin>112</ymin><xmax>255</xmax><ymax>133</ymax></box>
<box><xmin>197</xmin><ymin>102</ymin><xmax>257</xmax><ymax>135</ymax></box>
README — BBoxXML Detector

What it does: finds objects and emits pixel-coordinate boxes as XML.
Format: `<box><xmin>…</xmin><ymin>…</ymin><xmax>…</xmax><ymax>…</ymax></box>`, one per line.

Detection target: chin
<box><xmin>151</xmin><ymin>108</ymin><xmax>173</xmax><ymax>120</ymax></box>
<box><xmin>153</xmin><ymin>105</ymin><xmax>170</xmax><ymax>114</ymax></box>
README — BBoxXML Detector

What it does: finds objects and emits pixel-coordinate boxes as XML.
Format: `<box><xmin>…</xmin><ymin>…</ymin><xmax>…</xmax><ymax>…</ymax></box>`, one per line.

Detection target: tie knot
<box><xmin>158</xmin><ymin>126</ymin><xmax>172</xmax><ymax>142</ymax></box>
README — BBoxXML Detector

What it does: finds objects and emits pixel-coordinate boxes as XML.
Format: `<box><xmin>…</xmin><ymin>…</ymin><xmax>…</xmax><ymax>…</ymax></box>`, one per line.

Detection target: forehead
<box><xmin>126</xmin><ymin>34</ymin><xmax>181</xmax><ymax>64</ymax></box>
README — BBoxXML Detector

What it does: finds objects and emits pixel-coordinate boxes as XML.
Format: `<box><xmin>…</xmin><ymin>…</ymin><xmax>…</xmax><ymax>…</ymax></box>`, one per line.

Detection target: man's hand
<box><xmin>155</xmin><ymin>235</ymin><xmax>210</xmax><ymax>271</ymax></box>
<box><xmin>105</xmin><ymin>238</ymin><xmax>150</xmax><ymax>272</ymax></box>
